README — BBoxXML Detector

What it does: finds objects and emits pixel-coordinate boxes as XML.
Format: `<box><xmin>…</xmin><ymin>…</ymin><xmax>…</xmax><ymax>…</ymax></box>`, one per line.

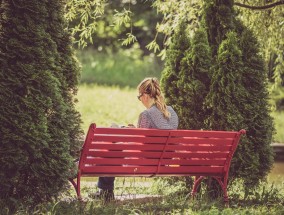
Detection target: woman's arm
<box><xmin>137</xmin><ymin>111</ymin><xmax>152</xmax><ymax>128</ymax></box>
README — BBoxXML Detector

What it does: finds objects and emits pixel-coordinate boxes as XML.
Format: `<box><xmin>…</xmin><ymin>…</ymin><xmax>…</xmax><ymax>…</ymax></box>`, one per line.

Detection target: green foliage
<box><xmin>66</xmin><ymin>0</ymin><xmax>163</xmax><ymax>54</ymax></box>
<box><xmin>66</xmin><ymin>0</ymin><xmax>284</xmax><ymax>98</ymax></box>
<box><xmin>0</xmin><ymin>0</ymin><xmax>82</xmax><ymax>210</ymax></box>
<box><xmin>161</xmin><ymin>0</ymin><xmax>275</xmax><ymax>190</ymax></box>
<box><xmin>160</xmin><ymin>20</ymin><xmax>190</xmax><ymax>112</ymax></box>
<box><xmin>78</xmin><ymin>47</ymin><xmax>162</xmax><ymax>88</ymax></box>
<box><xmin>271</xmin><ymin>86</ymin><xmax>284</xmax><ymax>111</ymax></box>
<box><xmin>151</xmin><ymin>0</ymin><xmax>202</xmax><ymax>55</ymax></box>
<box><xmin>177</xmin><ymin>27</ymin><xmax>212</xmax><ymax>130</ymax></box>
<box><xmin>164</xmin><ymin>26</ymin><xmax>212</xmax><ymax>130</ymax></box>
<box><xmin>65</xmin><ymin>0</ymin><xmax>106</xmax><ymax>48</ymax></box>
<box><xmin>205</xmin><ymin>0</ymin><xmax>274</xmax><ymax>188</ymax></box>
<box><xmin>205</xmin><ymin>31</ymin><xmax>244</xmax><ymax>130</ymax></box>
<box><xmin>236</xmin><ymin>0</ymin><xmax>284</xmax><ymax>94</ymax></box>
<box><xmin>232</xmin><ymin>25</ymin><xmax>274</xmax><ymax>185</ymax></box>
<box><xmin>203</xmin><ymin>0</ymin><xmax>235</xmax><ymax>56</ymax></box>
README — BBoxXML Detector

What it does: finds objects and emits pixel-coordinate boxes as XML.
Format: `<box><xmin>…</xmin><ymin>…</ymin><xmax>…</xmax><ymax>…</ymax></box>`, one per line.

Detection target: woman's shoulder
<box><xmin>167</xmin><ymin>106</ymin><xmax>178</xmax><ymax>117</ymax></box>
<box><xmin>147</xmin><ymin>105</ymin><xmax>161</xmax><ymax>113</ymax></box>
<box><xmin>147</xmin><ymin>105</ymin><xmax>175</xmax><ymax>115</ymax></box>
<box><xmin>139</xmin><ymin>109</ymin><xmax>151</xmax><ymax>118</ymax></box>
<box><xmin>166</xmin><ymin>105</ymin><xmax>173</xmax><ymax>110</ymax></box>
<box><xmin>166</xmin><ymin>106</ymin><xmax>176</xmax><ymax>112</ymax></box>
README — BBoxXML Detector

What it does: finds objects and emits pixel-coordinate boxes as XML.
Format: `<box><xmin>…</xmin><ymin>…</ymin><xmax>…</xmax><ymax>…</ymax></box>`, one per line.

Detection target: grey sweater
<box><xmin>137</xmin><ymin>105</ymin><xmax>179</xmax><ymax>129</ymax></box>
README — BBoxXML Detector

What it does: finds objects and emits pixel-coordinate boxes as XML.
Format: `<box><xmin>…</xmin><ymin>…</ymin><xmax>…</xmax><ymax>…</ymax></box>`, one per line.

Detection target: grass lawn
<box><xmin>11</xmin><ymin>177</ymin><xmax>284</xmax><ymax>215</ymax></box>
<box><xmin>76</xmin><ymin>84</ymin><xmax>284</xmax><ymax>143</ymax></box>
<box><xmin>271</xmin><ymin>111</ymin><xmax>284</xmax><ymax>143</ymax></box>
<box><xmin>76</xmin><ymin>84</ymin><xmax>145</xmax><ymax>133</ymax></box>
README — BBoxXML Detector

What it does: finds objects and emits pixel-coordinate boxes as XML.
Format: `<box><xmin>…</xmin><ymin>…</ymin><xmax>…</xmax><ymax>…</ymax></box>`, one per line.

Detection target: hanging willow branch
<box><xmin>235</xmin><ymin>0</ymin><xmax>284</xmax><ymax>10</ymax></box>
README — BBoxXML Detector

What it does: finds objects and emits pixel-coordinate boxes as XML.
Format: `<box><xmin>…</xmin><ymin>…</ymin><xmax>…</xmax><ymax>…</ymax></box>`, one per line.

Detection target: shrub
<box><xmin>161</xmin><ymin>0</ymin><xmax>274</xmax><ymax>191</ymax></box>
<box><xmin>0</xmin><ymin>0</ymin><xmax>82</xmax><ymax>210</ymax></box>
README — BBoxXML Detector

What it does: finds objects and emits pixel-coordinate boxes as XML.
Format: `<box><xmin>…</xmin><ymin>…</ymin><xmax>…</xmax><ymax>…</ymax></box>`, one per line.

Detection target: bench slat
<box><xmin>92</xmin><ymin>136</ymin><xmax>235</xmax><ymax>145</ymax></box>
<box><xmin>94</xmin><ymin>128</ymin><xmax>238</xmax><ymax>139</ymax></box>
<box><xmin>88</xmin><ymin>143</ymin><xmax>163</xmax><ymax>151</ymax></box>
<box><xmin>82</xmin><ymin>158</ymin><xmax>226</xmax><ymax>166</ymax></box>
<box><xmin>170</xmin><ymin>130</ymin><xmax>238</xmax><ymax>138</ymax></box>
<box><xmin>95</xmin><ymin>128</ymin><xmax>170</xmax><ymax>136</ymax></box>
<box><xmin>93</xmin><ymin>135</ymin><xmax>168</xmax><ymax>143</ymax></box>
<box><xmin>84</xmin><ymin>151</ymin><xmax>229</xmax><ymax>159</ymax></box>
<box><xmin>81</xmin><ymin>166</ymin><xmax>224</xmax><ymax>175</ymax></box>
<box><xmin>86</xmin><ymin>143</ymin><xmax>232</xmax><ymax>151</ymax></box>
<box><xmin>167</xmin><ymin>137</ymin><xmax>234</xmax><ymax>145</ymax></box>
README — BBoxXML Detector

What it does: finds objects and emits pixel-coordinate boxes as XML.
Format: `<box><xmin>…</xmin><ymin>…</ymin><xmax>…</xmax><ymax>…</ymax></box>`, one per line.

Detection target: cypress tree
<box><xmin>203</xmin><ymin>0</ymin><xmax>235</xmax><ymax>56</ymax></box>
<box><xmin>177</xmin><ymin>27</ymin><xmax>212</xmax><ymax>130</ymax></box>
<box><xmin>161</xmin><ymin>20</ymin><xmax>190</xmax><ymax>113</ymax></box>
<box><xmin>45</xmin><ymin>0</ymin><xmax>82</xmax><ymax>158</ymax></box>
<box><xmin>161</xmin><ymin>0</ymin><xmax>274</xmax><ymax>191</ymax></box>
<box><xmin>205</xmin><ymin>31</ymin><xmax>244</xmax><ymax>130</ymax></box>
<box><xmin>232</xmin><ymin>24</ymin><xmax>274</xmax><ymax>186</ymax></box>
<box><xmin>0</xmin><ymin>0</ymin><xmax>82</xmax><ymax>208</ymax></box>
<box><xmin>204</xmin><ymin>0</ymin><xmax>274</xmax><ymax>188</ymax></box>
<box><xmin>161</xmin><ymin>21</ymin><xmax>212</xmax><ymax>188</ymax></box>
<box><xmin>203</xmin><ymin>31</ymin><xmax>245</xmax><ymax>197</ymax></box>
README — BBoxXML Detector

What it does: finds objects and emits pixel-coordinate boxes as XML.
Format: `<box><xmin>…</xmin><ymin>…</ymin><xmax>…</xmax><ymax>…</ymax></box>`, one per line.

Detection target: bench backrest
<box><xmin>79</xmin><ymin>123</ymin><xmax>246</xmax><ymax>177</ymax></box>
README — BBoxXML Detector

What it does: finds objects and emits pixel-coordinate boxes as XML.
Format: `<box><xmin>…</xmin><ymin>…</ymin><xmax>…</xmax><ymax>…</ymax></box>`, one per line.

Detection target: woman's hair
<box><xmin>137</xmin><ymin>77</ymin><xmax>171</xmax><ymax>119</ymax></box>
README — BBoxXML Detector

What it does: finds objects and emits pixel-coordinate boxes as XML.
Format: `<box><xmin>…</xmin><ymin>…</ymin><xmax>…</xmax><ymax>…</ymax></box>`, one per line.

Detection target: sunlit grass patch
<box><xmin>77</xmin><ymin>48</ymin><xmax>162</xmax><ymax>88</ymax></box>
<box><xmin>271</xmin><ymin>111</ymin><xmax>284</xmax><ymax>143</ymax></box>
<box><xmin>76</xmin><ymin>85</ymin><xmax>284</xmax><ymax>144</ymax></box>
<box><xmin>76</xmin><ymin>84</ymin><xmax>144</xmax><ymax>133</ymax></box>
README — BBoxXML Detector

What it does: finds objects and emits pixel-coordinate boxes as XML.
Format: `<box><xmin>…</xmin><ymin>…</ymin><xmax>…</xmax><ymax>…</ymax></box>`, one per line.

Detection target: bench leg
<box><xmin>68</xmin><ymin>175</ymin><xmax>82</xmax><ymax>199</ymax></box>
<box><xmin>191</xmin><ymin>176</ymin><xmax>229</xmax><ymax>206</ymax></box>
<box><xmin>212</xmin><ymin>176</ymin><xmax>229</xmax><ymax>206</ymax></box>
<box><xmin>77</xmin><ymin>175</ymin><xmax>81</xmax><ymax>199</ymax></box>
<box><xmin>191</xmin><ymin>176</ymin><xmax>205</xmax><ymax>200</ymax></box>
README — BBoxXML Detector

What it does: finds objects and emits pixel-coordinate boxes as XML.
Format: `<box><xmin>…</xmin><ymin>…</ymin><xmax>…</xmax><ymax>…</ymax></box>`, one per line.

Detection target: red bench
<box><xmin>69</xmin><ymin>123</ymin><xmax>246</xmax><ymax>203</ymax></box>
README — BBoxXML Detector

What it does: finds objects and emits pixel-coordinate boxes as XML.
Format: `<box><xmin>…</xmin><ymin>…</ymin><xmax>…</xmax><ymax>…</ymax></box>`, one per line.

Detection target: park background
<box><xmin>72</xmin><ymin>0</ymin><xmax>284</xmax><ymax>213</ymax></box>
<box><xmin>1</xmin><ymin>0</ymin><xmax>284</xmax><ymax>214</ymax></box>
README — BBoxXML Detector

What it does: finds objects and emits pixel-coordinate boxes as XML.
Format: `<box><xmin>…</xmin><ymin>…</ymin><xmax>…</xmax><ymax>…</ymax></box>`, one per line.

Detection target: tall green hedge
<box><xmin>161</xmin><ymin>21</ymin><xmax>190</xmax><ymax>110</ymax></box>
<box><xmin>161</xmin><ymin>0</ymin><xmax>274</xmax><ymax>189</ymax></box>
<box><xmin>177</xmin><ymin>27</ymin><xmax>212</xmax><ymax>130</ymax></box>
<box><xmin>0</xmin><ymin>0</ymin><xmax>82</xmax><ymax>209</ymax></box>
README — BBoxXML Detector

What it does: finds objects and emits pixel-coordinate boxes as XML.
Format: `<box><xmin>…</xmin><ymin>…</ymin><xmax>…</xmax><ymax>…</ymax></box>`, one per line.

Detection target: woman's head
<box><xmin>137</xmin><ymin>77</ymin><xmax>161</xmax><ymax>98</ymax></box>
<box><xmin>137</xmin><ymin>77</ymin><xmax>170</xmax><ymax>119</ymax></box>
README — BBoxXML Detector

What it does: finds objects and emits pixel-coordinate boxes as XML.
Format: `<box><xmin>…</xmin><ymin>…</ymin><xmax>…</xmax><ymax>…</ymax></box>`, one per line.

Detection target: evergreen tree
<box><xmin>161</xmin><ymin>0</ymin><xmax>274</xmax><ymax>190</ymax></box>
<box><xmin>177</xmin><ymin>27</ymin><xmax>212</xmax><ymax>129</ymax></box>
<box><xmin>204</xmin><ymin>0</ymin><xmax>274</xmax><ymax>188</ymax></box>
<box><xmin>45</xmin><ymin>0</ymin><xmax>82</xmax><ymax>158</ymax></box>
<box><xmin>0</xmin><ymin>0</ymin><xmax>82</xmax><ymax>209</ymax></box>
<box><xmin>203</xmin><ymin>31</ymin><xmax>245</xmax><ymax>197</ymax></box>
<box><xmin>161</xmin><ymin>21</ymin><xmax>190</xmax><ymax>113</ymax></box>
<box><xmin>203</xmin><ymin>0</ymin><xmax>235</xmax><ymax>56</ymax></box>
<box><xmin>205</xmin><ymin>31</ymin><xmax>244</xmax><ymax>130</ymax></box>
<box><xmin>231</xmin><ymin>24</ymin><xmax>274</xmax><ymax>186</ymax></box>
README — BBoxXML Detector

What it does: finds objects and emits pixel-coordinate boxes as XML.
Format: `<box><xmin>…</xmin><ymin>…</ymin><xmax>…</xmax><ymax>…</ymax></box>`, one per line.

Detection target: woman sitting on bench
<box><xmin>94</xmin><ymin>77</ymin><xmax>179</xmax><ymax>202</ymax></box>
